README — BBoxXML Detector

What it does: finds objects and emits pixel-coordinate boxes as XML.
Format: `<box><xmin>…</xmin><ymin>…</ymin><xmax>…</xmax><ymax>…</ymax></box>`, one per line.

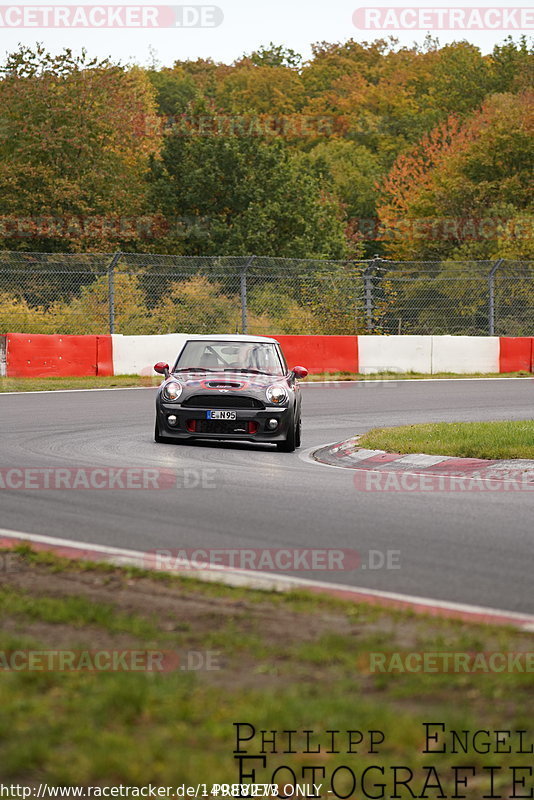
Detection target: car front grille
<box><xmin>182</xmin><ymin>394</ymin><xmax>264</xmax><ymax>409</ymax></box>
<box><xmin>187</xmin><ymin>419</ymin><xmax>259</xmax><ymax>435</ymax></box>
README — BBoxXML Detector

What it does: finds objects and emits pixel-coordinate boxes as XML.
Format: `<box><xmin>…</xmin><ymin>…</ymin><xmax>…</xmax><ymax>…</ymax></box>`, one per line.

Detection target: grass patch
<box><xmin>305</xmin><ymin>370</ymin><xmax>532</xmax><ymax>382</ymax></box>
<box><xmin>0</xmin><ymin>375</ymin><xmax>161</xmax><ymax>392</ymax></box>
<box><xmin>0</xmin><ymin>584</ymin><xmax>159</xmax><ymax>638</ymax></box>
<box><xmin>0</xmin><ymin>546</ymin><xmax>531</xmax><ymax>789</ymax></box>
<box><xmin>0</xmin><ymin>371</ymin><xmax>531</xmax><ymax>392</ymax></box>
<box><xmin>358</xmin><ymin>420</ymin><xmax>534</xmax><ymax>459</ymax></box>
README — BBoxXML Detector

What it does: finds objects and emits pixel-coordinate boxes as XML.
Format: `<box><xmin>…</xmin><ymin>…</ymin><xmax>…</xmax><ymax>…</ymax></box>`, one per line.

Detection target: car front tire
<box><xmin>295</xmin><ymin>415</ymin><xmax>301</xmax><ymax>448</ymax></box>
<box><xmin>277</xmin><ymin>415</ymin><xmax>300</xmax><ymax>452</ymax></box>
<box><xmin>154</xmin><ymin>418</ymin><xmax>173</xmax><ymax>444</ymax></box>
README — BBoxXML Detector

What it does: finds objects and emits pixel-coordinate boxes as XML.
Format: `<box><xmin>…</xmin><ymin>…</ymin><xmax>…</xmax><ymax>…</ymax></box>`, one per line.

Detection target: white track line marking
<box><xmin>333</xmin><ymin>447</ymin><xmax>383</xmax><ymax>459</ymax></box>
<box><xmin>393</xmin><ymin>453</ymin><xmax>454</xmax><ymax>467</ymax></box>
<box><xmin>0</xmin><ymin>527</ymin><xmax>532</xmax><ymax>630</ymax></box>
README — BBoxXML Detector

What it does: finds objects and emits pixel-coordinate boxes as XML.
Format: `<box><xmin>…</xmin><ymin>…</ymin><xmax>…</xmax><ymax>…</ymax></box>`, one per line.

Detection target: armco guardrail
<box><xmin>1</xmin><ymin>334</ymin><xmax>533</xmax><ymax>378</ymax></box>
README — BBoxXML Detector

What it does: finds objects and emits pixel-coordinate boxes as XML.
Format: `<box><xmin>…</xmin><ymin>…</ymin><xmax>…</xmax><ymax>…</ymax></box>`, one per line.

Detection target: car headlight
<box><xmin>266</xmin><ymin>384</ymin><xmax>288</xmax><ymax>404</ymax></box>
<box><xmin>162</xmin><ymin>381</ymin><xmax>183</xmax><ymax>401</ymax></box>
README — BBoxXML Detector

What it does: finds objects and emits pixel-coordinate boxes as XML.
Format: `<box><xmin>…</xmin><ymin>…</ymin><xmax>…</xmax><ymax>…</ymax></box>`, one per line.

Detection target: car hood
<box><xmin>169</xmin><ymin>371</ymin><xmax>287</xmax><ymax>390</ymax></box>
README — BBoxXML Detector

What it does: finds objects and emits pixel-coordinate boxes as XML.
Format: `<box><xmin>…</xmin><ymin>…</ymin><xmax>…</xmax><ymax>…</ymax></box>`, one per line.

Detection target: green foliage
<box><xmin>0</xmin><ymin>46</ymin><xmax>162</xmax><ymax>251</ymax></box>
<box><xmin>0</xmin><ymin>38</ymin><xmax>532</xmax><ymax>335</ymax></box>
<box><xmin>247</xmin><ymin>284</ymin><xmax>318</xmax><ymax>334</ymax></box>
<box><xmin>0</xmin><ymin>291</ymin><xmax>57</xmax><ymax>333</ymax></box>
<box><xmin>147</xmin><ymin>65</ymin><xmax>201</xmax><ymax>117</ymax></box>
<box><xmin>61</xmin><ymin>273</ymin><xmax>153</xmax><ymax>334</ymax></box>
<box><xmin>156</xmin><ymin>275</ymin><xmax>241</xmax><ymax>333</ymax></box>
<box><xmin>490</xmin><ymin>36</ymin><xmax>534</xmax><ymax>93</ymax></box>
<box><xmin>307</xmin><ymin>140</ymin><xmax>382</xmax><ymax>256</ymax></box>
<box><xmin>378</xmin><ymin>91</ymin><xmax>533</xmax><ymax>260</ymax></box>
<box><xmin>242</xmin><ymin>43</ymin><xmax>303</xmax><ymax>69</ymax></box>
<box><xmin>150</xmin><ymin>136</ymin><xmax>348</xmax><ymax>258</ymax></box>
<box><xmin>0</xmin><ymin>270</ymin><xmax>387</xmax><ymax>336</ymax></box>
<box><xmin>0</xmin><ymin>38</ymin><xmax>531</xmax><ymax>259</ymax></box>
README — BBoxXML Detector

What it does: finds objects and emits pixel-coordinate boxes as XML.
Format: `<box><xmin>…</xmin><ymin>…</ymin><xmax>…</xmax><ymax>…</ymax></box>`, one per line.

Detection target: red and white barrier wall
<box><xmin>1</xmin><ymin>332</ymin><xmax>532</xmax><ymax>378</ymax></box>
<box><xmin>499</xmin><ymin>336</ymin><xmax>534</xmax><ymax>373</ymax></box>
<box><xmin>111</xmin><ymin>334</ymin><xmax>188</xmax><ymax>376</ymax></box>
<box><xmin>1</xmin><ymin>333</ymin><xmax>113</xmax><ymax>378</ymax></box>
<box><xmin>274</xmin><ymin>335</ymin><xmax>359</xmax><ymax>374</ymax></box>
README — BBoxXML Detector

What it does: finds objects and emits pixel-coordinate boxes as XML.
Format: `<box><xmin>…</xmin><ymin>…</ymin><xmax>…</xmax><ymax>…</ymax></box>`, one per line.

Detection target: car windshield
<box><xmin>173</xmin><ymin>341</ymin><xmax>286</xmax><ymax>375</ymax></box>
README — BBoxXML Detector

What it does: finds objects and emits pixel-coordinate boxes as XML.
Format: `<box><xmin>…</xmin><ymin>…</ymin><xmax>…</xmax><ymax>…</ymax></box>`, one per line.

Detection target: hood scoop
<box><xmin>205</xmin><ymin>381</ymin><xmax>243</xmax><ymax>390</ymax></box>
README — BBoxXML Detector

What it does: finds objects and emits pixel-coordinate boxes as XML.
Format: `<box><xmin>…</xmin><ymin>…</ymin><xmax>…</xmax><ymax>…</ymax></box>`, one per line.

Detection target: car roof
<box><xmin>182</xmin><ymin>334</ymin><xmax>279</xmax><ymax>344</ymax></box>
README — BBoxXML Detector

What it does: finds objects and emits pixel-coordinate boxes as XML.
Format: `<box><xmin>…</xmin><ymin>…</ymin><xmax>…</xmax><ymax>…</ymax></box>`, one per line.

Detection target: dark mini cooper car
<box><xmin>153</xmin><ymin>335</ymin><xmax>308</xmax><ymax>451</ymax></box>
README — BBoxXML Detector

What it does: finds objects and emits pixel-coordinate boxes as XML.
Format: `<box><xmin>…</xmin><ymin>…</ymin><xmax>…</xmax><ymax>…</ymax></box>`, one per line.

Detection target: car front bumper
<box><xmin>156</xmin><ymin>400</ymin><xmax>294</xmax><ymax>442</ymax></box>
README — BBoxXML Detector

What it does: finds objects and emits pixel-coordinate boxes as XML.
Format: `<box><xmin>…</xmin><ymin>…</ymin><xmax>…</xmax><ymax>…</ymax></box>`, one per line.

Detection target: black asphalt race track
<box><xmin>0</xmin><ymin>378</ymin><xmax>532</xmax><ymax>613</ymax></box>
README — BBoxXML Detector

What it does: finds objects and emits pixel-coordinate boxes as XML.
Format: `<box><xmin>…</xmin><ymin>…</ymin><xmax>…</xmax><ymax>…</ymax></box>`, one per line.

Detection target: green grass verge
<box><xmin>0</xmin><ymin>371</ymin><xmax>531</xmax><ymax>392</ymax></box>
<box><xmin>306</xmin><ymin>370</ymin><xmax>532</xmax><ymax>381</ymax></box>
<box><xmin>358</xmin><ymin>420</ymin><xmax>534</xmax><ymax>460</ymax></box>
<box><xmin>0</xmin><ymin>545</ymin><xmax>531</xmax><ymax>790</ymax></box>
<box><xmin>0</xmin><ymin>374</ymin><xmax>162</xmax><ymax>392</ymax></box>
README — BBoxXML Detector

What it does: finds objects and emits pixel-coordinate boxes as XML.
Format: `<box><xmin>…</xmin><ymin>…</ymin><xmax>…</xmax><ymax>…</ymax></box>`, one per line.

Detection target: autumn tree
<box><xmin>377</xmin><ymin>91</ymin><xmax>533</xmax><ymax>259</ymax></box>
<box><xmin>242</xmin><ymin>43</ymin><xmax>302</xmax><ymax>69</ymax></box>
<box><xmin>0</xmin><ymin>45</ymin><xmax>162</xmax><ymax>251</ymax></box>
<box><xmin>490</xmin><ymin>36</ymin><xmax>533</xmax><ymax>93</ymax></box>
<box><xmin>149</xmin><ymin>135</ymin><xmax>348</xmax><ymax>258</ymax></box>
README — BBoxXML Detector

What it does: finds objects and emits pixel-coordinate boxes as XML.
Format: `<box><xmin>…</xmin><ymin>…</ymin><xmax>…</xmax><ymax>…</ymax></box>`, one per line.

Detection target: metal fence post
<box><xmin>363</xmin><ymin>256</ymin><xmax>380</xmax><ymax>332</ymax></box>
<box><xmin>488</xmin><ymin>258</ymin><xmax>504</xmax><ymax>336</ymax></box>
<box><xmin>240</xmin><ymin>256</ymin><xmax>254</xmax><ymax>334</ymax></box>
<box><xmin>108</xmin><ymin>252</ymin><xmax>121</xmax><ymax>335</ymax></box>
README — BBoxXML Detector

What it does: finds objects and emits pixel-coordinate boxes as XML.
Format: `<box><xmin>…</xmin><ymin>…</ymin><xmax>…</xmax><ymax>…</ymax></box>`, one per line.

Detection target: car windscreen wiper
<box><xmin>173</xmin><ymin>367</ymin><xmax>216</xmax><ymax>372</ymax></box>
<box><xmin>221</xmin><ymin>368</ymin><xmax>270</xmax><ymax>374</ymax></box>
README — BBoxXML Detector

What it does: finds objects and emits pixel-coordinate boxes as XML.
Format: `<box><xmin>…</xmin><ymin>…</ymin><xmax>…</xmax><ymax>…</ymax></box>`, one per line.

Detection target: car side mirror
<box><xmin>154</xmin><ymin>362</ymin><xmax>170</xmax><ymax>378</ymax></box>
<box><xmin>292</xmin><ymin>365</ymin><xmax>308</xmax><ymax>379</ymax></box>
